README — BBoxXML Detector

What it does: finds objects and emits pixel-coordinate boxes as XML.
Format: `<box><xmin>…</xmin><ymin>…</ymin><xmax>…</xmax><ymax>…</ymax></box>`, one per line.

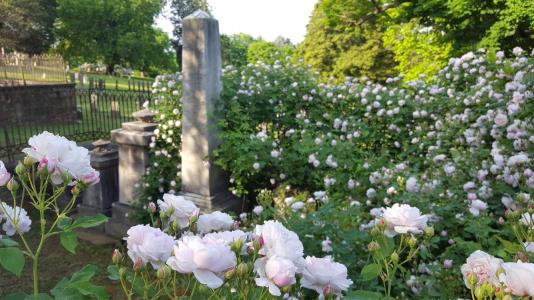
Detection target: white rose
<box><xmin>0</xmin><ymin>203</ymin><xmax>31</xmax><ymax>236</ymax></box>
<box><xmin>254</xmin><ymin>256</ymin><xmax>297</xmax><ymax>296</ymax></box>
<box><xmin>203</xmin><ymin>230</ymin><xmax>247</xmax><ymax>248</ymax></box>
<box><xmin>254</xmin><ymin>220</ymin><xmax>304</xmax><ymax>266</ymax></box>
<box><xmin>460</xmin><ymin>250</ymin><xmax>503</xmax><ymax>288</ymax></box>
<box><xmin>499</xmin><ymin>261</ymin><xmax>534</xmax><ymax>296</ymax></box>
<box><xmin>197</xmin><ymin>211</ymin><xmax>234</xmax><ymax>233</ymax></box>
<box><xmin>300</xmin><ymin>256</ymin><xmax>353</xmax><ymax>298</ymax></box>
<box><xmin>0</xmin><ymin>161</ymin><xmax>11</xmax><ymax>186</ymax></box>
<box><xmin>166</xmin><ymin>235</ymin><xmax>236</xmax><ymax>288</ymax></box>
<box><xmin>383</xmin><ymin>203</ymin><xmax>428</xmax><ymax>237</ymax></box>
<box><xmin>253</xmin><ymin>205</ymin><xmax>264</xmax><ymax>215</ymax></box>
<box><xmin>469</xmin><ymin>200</ymin><xmax>488</xmax><ymax>216</ymax></box>
<box><xmin>405</xmin><ymin>177</ymin><xmax>419</xmax><ymax>193</ymax></box>
<box><xmin>124</xmin><ymin>225</ymin><xmax>174</xmax><ymax>269</ymax></box>
<box><xmin>494</xmin><ymin>113</ymin><xmax>508</xmax><ymax>127</ymax></box>
<box><xmin>22</xmin><ymin>131</ymin><xmax>99</xmax><ymax>185</ymax></box>
<box><xmin>520</xmin><ymin>213</ymin><xmax>533</xmax><ymax>226</ymax></box>
<box><xmin>157</xmin><ymin>194</ymin><xmax>199</xmax><ymax>228</ymax></box>
<box><xmin>523</xmin><ymin>242</ymin><xmax>534</xmax><ymax>253</ymax></box>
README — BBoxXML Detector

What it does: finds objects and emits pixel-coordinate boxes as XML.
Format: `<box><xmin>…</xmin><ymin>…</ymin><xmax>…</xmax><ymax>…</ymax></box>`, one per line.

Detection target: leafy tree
<box><xmin>0</xmin><ymin>0</ymin><xmax>57</xmax><ymax>54</ymax></box>
<box><xmin>299</xmin><ymin>0</ymin><xmax>533</xmax><ymax>81</ymax></box>
<box><xmin>247</xmin><ymin>40</ymin><xmax>295</xmax><ymax>65</ymax></box>
<box><xmin>55</xmin><ymin>0</ymin><xmax>171</xmax><ymax>74</ymax></box>
<box><xmin>220</xmin><ymin>33</ymin><xmax>259</xmax><ymax>67</ymax></box>
<box><xmin>169</xmin><ymin>0</ymin><xmax>210</xmax><ymax>68</ymax></box>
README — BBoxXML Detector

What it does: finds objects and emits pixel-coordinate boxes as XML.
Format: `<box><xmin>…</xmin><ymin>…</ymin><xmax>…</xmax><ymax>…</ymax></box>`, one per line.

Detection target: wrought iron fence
<box><xmin>0</xmin><ymin>85</ymin><xmax>152</xmax><ymax>162</ymax></box>
<box><xmin>0</xmin><ymin>53</ymin><xmax>67</xmax><ymax>86</ymax></box>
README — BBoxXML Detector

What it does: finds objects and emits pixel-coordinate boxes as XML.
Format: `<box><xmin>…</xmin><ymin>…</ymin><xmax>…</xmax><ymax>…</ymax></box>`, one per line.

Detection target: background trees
<box><xmin>54</xmin><ymin>0</ymin><xmax>176</xmax><ymax>75</ymax></box>
<box><xmin>0</xmin><ymin>0</ymin><xmax>57</xmax><ymax>54</ymax></box>
<box><xmin>298</xmin><ymin>0</ymin><xmax>534</xmax><ymax>81</ymax></box>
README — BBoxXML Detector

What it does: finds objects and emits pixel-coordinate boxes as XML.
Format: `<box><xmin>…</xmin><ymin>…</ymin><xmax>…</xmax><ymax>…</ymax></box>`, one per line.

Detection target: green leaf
<box><xmin>68</xmin><ymin>214</ymin><xmax>108</xmax><ymax>229</ymax></box>
<box><xmin>60</xmin><ymin>231</ymin><xmax>78</xmax><ymax>254</ymax></box>
<box><xmin>57</xmin><ymin>217</ymin><xmax>73</xmax><ymax>230</ymax></box>
<box><xmin>375</xmin><ymin>237</ymin><xmax>395</xmax><ymax>259</ymax></box>
<box><xmin>107</xmin><ymin>265</ymin><xmax>120</xmax><ymax>281</ymax></box>
<box><xmin>346</xmin><ymin>290</ymin><xmax>382</xmax><ymax>300</ymax></box>
<box><xmin>0</xmin><ymin>238</ymin><xmax>19</xmax><ymax>247</ymax></box>
<box><xmin>69</xmin><ymin>264</ymin><xmax>97</xmax><ymax>283</ymax></box>
<box><xmin>0</xmin><ymin>247</ymin><xmax>25</xmax><ymax>277</ymax></box>
<box><xmin>2</xmin><ymin>292</ymin><xmax>29</xmax><ymax>300</ymax></box>
<box><xmin>497</xmin><ymin>237</ymin><xmax>523</xmax><ymax>254</ymax></box>
<box><xmin>360</xmin><ymin>263</ymin><xmax>381</xmax><ymax>281</ymax></box>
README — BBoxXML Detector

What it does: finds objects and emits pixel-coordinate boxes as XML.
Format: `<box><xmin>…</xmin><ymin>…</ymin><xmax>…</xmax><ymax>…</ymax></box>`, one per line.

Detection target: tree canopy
<box><xmin>54</xmin><ymin>0</ymin><xmax>176</xmax><ymax>74</ymax></box>
<box><xmin>298</xmin><ymin>0</ymin><xmax>534</xmax><ymax>81</ymax></box>
<box><xmin>0</xmin><ymin>0</ymin><xmax>57</xmax><ymax>54</ymax></box>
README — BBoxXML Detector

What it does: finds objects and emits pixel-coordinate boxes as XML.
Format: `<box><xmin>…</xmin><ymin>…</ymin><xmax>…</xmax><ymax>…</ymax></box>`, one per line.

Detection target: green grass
<box><xmin>71</xmin><ymin>73</ymin><xmax>154</xmax><ymax>91</ymax></box>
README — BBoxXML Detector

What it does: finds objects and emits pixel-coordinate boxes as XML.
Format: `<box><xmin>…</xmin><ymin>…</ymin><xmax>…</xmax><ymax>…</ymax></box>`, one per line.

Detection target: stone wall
<box><xmin>0</xmin><ymin>84</ymin><xmax>78</xmax><ymax>126</ymax></box>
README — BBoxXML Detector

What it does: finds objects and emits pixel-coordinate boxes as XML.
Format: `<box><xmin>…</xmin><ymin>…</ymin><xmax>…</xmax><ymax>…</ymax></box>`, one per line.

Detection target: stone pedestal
<box><xmin>78</xmin><ymin>140</ymin><xmax>118</xmax><ymax>231</ymax></box>
<box><xmin>179</xmin><ymin>10</ymin><xmax>242</xmax><ymax>212</ymax></box>
<box><xmin>105</xmin><ymin>110</ymin><xmax>156</xmax><ymax>238</ymax></box>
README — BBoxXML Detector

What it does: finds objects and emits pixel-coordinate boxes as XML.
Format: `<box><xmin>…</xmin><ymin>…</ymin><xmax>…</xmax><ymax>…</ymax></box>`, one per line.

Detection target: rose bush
<box><xmin>131</xmin><ymin>48</ymin><xmax>532</xmax><ymax>299</ymax></box>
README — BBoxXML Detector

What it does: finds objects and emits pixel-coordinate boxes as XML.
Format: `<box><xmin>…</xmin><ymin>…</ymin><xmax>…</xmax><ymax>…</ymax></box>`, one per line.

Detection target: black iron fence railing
<box><xmin>0</xmin><ymin>86</ymin><xmax>152</xmax><ymax>162</ymax></box>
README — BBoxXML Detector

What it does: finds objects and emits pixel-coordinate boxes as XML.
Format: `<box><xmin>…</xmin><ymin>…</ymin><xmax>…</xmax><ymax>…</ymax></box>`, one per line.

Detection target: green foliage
<box><xmin>50</xmin><ymin>265</ymin><xmax>108</xmax><ymax>299</ymax></box>
<box><xmin>0</xmin><ymin>247</ymin><xmax>25</xmax><ymax>277</ymax></box>
<box><xmin>247</xmin><ymin>40</ymin><xmax>295</xmax><ymax>65</ymax></box>
<box><xmin>0</xmin><ymin>0</ymin><xmax>56</xmax><ymax>54</ymax></box>
<box><xmin>298</xmin><ymin>0</ymin><xmax>533</xmax><ymax>81</ymax></box>
<box><xmin>55</xmin><ymin>0</ymin><xmax>174</xmax><ymax>74</ymax></box>
<box><xmin>383</xmin><ymin>20</ymin><xmax>453</xmax><ymax>81</ymax></box>
<box><xmin>59</xmin><ymin>231</ymin><xmax>79</xmax><ymax>254</ymax></box>
<box><xmin>221</xmin><ymin>33</ymin><xmax>259</xmax><ymax>67</ymax></box>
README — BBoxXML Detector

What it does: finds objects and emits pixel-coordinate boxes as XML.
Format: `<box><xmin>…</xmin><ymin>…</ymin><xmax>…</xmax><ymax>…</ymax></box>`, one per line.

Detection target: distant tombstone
<box><xmin>111</xmin><ymin>101</ymin><xmax>120</xmax><ymax>118</ymax></box>
<box><xmin>90</xmin><ymin>93</ymin><xmax>98</xmax><ymax>111</ymax></box>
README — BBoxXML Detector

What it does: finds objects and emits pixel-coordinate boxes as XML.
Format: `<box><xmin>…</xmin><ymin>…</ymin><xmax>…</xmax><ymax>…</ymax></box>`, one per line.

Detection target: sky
<box><xmin>156</xmin><ymin>0</ymin><xmax>318</xmax><ymax>44</ymax></box>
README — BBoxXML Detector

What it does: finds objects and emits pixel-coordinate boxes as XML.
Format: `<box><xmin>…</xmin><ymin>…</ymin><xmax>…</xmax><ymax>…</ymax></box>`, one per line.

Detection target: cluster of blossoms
<box><xmin>136</xmin><ymin>74</ymin><xmax>184</xmax><ymax>212</ymax></box>
<box><xmin>461</xmin><ymin>250</ymin><xmax>534</xmax><ymax>297</ymax></box>
<box><xmin>119</xmin><ymin>194</ymin><xmax>353</xmax><ymax>298</ymax></box>
<box><xmin>22</xmin><ymin>131</ymin><xmax>100</xmax><ymax>185</ymax></box>
<box><xmin>0</xmin><ymin>131</ymin><xmax>102</xmax><ymax>238</ymax></box>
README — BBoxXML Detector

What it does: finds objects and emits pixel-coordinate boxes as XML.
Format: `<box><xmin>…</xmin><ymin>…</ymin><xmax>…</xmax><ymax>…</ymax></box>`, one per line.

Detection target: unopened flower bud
<box><xmin>7</xmin><ymin>178</ymin><xmax>19</xmax><ymax>192</ymax></box>
<box><xmin>370</xmin><ymin>227</ymin><xmax>380</xmax><ymax>237</ymax></box>
<box><xmin>230</xmin><ymin>239</ymin><xmax>244</xmax><ymax>254</ymax></box>
<box><xmin>467</xmin><ymin>273</ymin><xmax>478</xmax><ymax>289</ymax></box>
<box><xmin>71</xmin><ymin>185</ymin><xmax>79</xmax><ymax>197</ymax></box>
<box><xmin>133</xmin><ymin>260</ymin><xmax>142</xmax><ymax>272</ymax></box>
<box><xmin>424</xmin><ymin>227</ymin><xmax>434</xmax><ymax>239</ymax></box>
<box><xmin>225</xmin><ymin>268</ymin><xmax>236</xmax><ymax>279</ymax></box>
<box><xmin>407</xmin><ymin>236</ymin><xmax>418</xmax><ymax>248</ymax></box>
<box><xmin>189</xmin><ymin>214</ymin><xmax>198</xmax><ymax>225</ymax></box>
<box><xmin>495</xmin><ymin>286</ymin><xmax>504</xmax><ymax>299</ymax></box>
<box><xmin>62</xmin><ymin>172</ymin><xmax>72</xmax><ymax>184</ymax></box>
<box><xmin>23</xmin><ymin>156</ymin><xmax>34</xmax><ymax>167</ymax></box>
<box><xmin>147</xmin><ymin>202</ymin><xmax>156</xmax><ymax>213</ymax></box>
<box><xmin>237</xmin><ymin>262</ymin><xmax>248</xmax><ymax>276</ymax></box>
<box><xmin>15</xmin><ymin>162</ymin><xmax>25</xmax><ymax>176</ymax></box>
<box><xmin>118</xmin><ymin>267</ymin><xmax>127</xmax><ymax>278</ymax></box>
<box><xmin>156</xmin><ymin>265</ymin><xmax>171</xmax><ymax>279</ymax></box>
<box><xmin>112</xmin><ymin>249</ymin><xmax>122</xmax><ymax>264</ymax></box>
<box><xmin>474</xmin><ymin>285</ymin><xmax>485</xmax><ymax>299</ymax></box>
<box><xmin>367</xmin><ymin>241</ymin><xmax>380</xmax><ymax>252</ymax></box>
<box><xmin>483</xmin><ymin>282</ymin><xmax>494</xmax><ymax>298</ymax></box>
<box><xmin>502</xmin><ymin>295</ymin><xmax>512</xmax><ymax>300</ymax></box>
<box><xmin>171</xmin><ymin>220</ymin><xmax>179</xmax><ymax>233</ymax></box>
<box><xmin>390</xmin><ymin>251</ymin><xmax>399</xmax><ymax>264</ymax></box>
<box><xmin>377</xmin><ymin>218</ymin><xmax>386</xmax><ymax>231</ymax></box>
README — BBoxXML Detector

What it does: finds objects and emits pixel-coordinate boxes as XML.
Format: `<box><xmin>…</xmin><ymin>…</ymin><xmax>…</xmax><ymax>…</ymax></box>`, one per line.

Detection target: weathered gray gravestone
<box><xmin>180</xmin><ymin>10</ymin><xmax>242</xmax><ymax>212</ymax></box>
<box><xmin>105</xmin><ymin>109</ymin><xmax>156</xmax><ymax>238</ymax></box>
<box><xmin>78</xmin><ymin>140</ymin><xmax>118</xmax><ymax>231</ymax></box>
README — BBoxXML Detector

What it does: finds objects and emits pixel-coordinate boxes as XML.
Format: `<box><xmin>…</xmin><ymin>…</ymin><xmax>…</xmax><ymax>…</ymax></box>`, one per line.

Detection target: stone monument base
<box><xmin>180</xmin><ymin>191</ymin><xmax>244</xmax><ymax>213</ymax></box>
<box><xmin>105</xmin><ymin>202</ymin><xmax>137</xmax><ymax>239</ymax></box>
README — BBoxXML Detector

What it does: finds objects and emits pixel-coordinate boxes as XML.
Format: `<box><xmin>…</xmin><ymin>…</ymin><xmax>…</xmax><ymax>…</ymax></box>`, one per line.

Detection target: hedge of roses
<box><xmin>135</xmin><ymin>48</ymin><xmax>533</xmax><ymax>298</ymax></box>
